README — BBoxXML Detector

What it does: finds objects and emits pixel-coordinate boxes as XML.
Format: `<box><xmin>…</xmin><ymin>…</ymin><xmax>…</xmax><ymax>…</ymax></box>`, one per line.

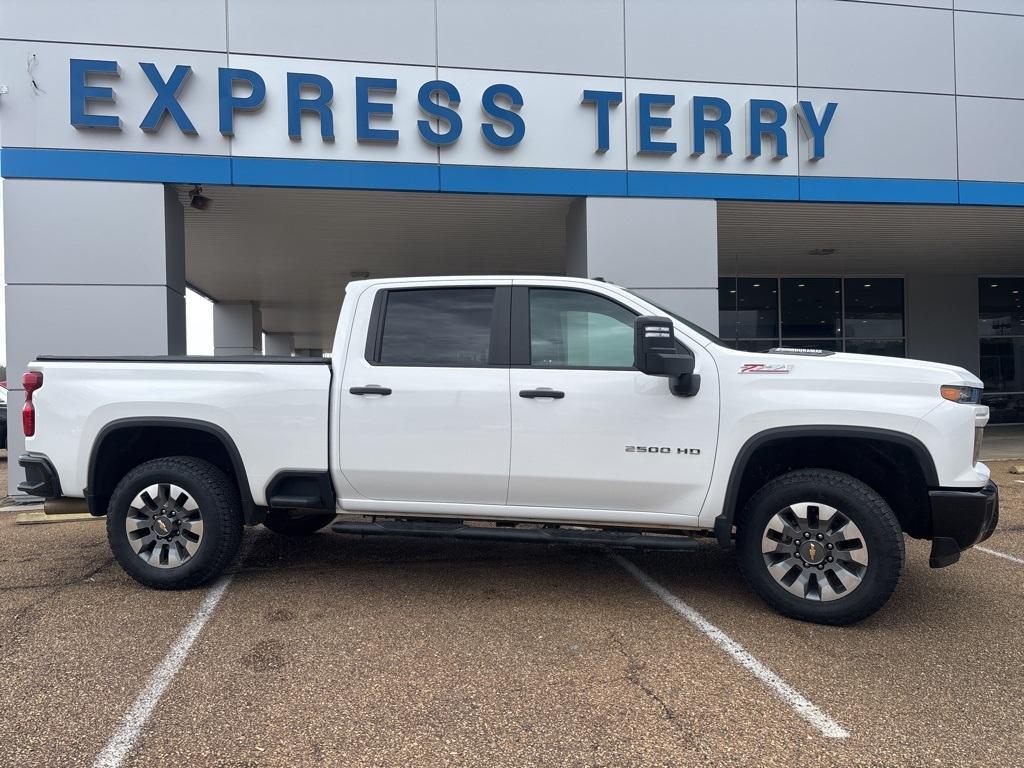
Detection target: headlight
<box><xmin>940</xmin><ymin>385</ymin><xmax>982</xmax><ymax>404</ymax></box>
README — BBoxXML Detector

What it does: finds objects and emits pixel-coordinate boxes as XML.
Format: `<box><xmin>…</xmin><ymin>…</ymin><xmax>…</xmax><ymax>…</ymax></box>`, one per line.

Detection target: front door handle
<box><xmin>519</xmin><ymin>388</ymin><xmax>565</xmax><ymax>399</ymax></box>
<box><xmin>349</xmin><ymin>386</ymin><xmax>392</xmax><ymax>396</ymax></box>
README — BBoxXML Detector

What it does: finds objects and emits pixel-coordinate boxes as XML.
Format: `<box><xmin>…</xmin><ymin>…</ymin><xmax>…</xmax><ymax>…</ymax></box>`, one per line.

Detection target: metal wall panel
<box><xmin>796</xmin><ymin>88</ymin><xmax>957</xmax><ymax>179</ymax></box>
<box><xmin>436</xmin><ymin>0</ymin><xmax>624</xmax><ymax>76</ymax></box>
<box><xmin>955</xmin><ymin>10</ymin><xmax>1024</xmax><ymax>98</ymax></box>
<box><xmin>0</xmin><ymin>0</ymin><xmax>227</xmax><ymax>51</ymax></box>
<box><xmin>624</xmin><ymin>80</ymin><xmax>800</xmax><ymax>176</ymax></box>
<box><xmin>225</xmin><ymin>55</ymin><xmax>439</xmax><ymax>166</ymax></box>
<box><xmin>957</xmin><ymin>96</ymin><xmax>1024</xmax><ymax>182</ymax></box>
<box><xmin>226</xmin><ymin>0</ymin><xmax>437</xmax><ymax>65</ymax></box>
<box><xmin>437</xmin><ymin>69</ymin><xmax>627</xmax><ymax>171</ymax></box>
<box><xmin>0</xmin><ymin>41</ymin><xmax>228</xmax><ymax>156</ymax></box>
<box><xmin>797</xmin><ymin>0</ymin><xmax>955</xmax><ymax>94</ymax></box>
<box><xmin>955</xmin><ymin>0</ymin><xmax>1024</xmax><ymax>15</ymax></box>
<box><xmin>625</xmin><ymin>0</ymin><xmax>797</xmax><ymax>86</ymax></box>
<box><xmin>845</xmin><ymin>0</ymin><xmax>952</xmax><ymax>7</ymax></box>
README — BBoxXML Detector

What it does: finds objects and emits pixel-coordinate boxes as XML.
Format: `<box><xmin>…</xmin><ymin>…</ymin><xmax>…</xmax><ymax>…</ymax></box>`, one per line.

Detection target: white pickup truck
<box><xmin>18</xmin><ymin>276</ymin><xmax>998</xmax><ymax>624</ymax></box>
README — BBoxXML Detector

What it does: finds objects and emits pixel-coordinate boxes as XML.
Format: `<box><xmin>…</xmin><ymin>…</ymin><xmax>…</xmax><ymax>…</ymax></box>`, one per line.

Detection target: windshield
<box><xmin>625</xmin><ymin>288</ymin><xmax>726</xmax><ymax>346</ymax></box>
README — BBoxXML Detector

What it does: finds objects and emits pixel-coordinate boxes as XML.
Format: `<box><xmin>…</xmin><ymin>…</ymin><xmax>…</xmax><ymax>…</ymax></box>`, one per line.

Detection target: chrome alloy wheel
<box><xmin>760</xmin><ymin>502</ymin><xmax>869</xmax><ymax>602</ymax></box>
<box><xmin>125</xmin><ymin>483</ymin><xmax>204</xmax><ymax>569</ymax></box>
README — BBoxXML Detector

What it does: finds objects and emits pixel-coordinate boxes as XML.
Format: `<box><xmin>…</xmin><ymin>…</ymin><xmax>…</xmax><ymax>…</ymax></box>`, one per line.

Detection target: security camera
<box><xmin>189</xmin><ymin>185</ymin><xmax>211</xmax><ymax>210</ymax></box>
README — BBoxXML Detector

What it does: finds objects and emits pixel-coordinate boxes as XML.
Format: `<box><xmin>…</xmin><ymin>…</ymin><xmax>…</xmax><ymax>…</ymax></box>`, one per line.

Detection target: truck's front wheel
<box><xmin>736</xmin><ymin>469</ymin><xmax>904</xmax><ymax>625</ymax></box>
<box><xmin>106</xmin><ymin>456</ymin><xmax>243</xmax><ymax>590</ymax></box>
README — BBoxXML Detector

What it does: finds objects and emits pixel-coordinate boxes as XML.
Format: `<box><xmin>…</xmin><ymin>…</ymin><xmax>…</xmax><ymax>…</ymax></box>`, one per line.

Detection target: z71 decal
<box><xmin>740</xmin><ymin>363</ymin><xmax>793</xmax><ymax>374</ymax></box>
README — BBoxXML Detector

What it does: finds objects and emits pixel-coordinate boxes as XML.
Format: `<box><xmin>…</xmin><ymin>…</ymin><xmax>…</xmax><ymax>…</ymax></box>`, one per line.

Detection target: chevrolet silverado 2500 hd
<box><xmin>18</xmin><ymin>276</ymin><xmax>998</xmax><ymax>624</ymax></box>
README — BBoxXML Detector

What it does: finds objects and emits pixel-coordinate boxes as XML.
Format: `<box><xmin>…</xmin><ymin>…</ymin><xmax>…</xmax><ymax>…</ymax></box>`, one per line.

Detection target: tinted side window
<box><xmin>529</xmin><ymin>289</ymin><xmax>636</xmax><ymax>368</ymax></box>
<box><xmin>378</xmin><ymin>288</ymin><xmax>495</xmax><ymax>366</ymax></box>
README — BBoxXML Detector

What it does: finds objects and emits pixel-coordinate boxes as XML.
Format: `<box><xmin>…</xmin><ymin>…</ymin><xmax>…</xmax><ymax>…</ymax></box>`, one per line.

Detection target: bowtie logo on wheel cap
<box><xmin>801</xmin><ymin>540</ymin><xmax>825</xmax><ymax>565</ymax></box>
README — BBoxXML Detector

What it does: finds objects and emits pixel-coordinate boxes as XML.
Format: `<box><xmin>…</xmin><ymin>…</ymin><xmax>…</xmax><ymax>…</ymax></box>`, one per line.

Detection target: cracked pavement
<box><xmin>1</xmin><ymin>456</ymin><xmax>1022</xmax><ymax>767</ymax></box>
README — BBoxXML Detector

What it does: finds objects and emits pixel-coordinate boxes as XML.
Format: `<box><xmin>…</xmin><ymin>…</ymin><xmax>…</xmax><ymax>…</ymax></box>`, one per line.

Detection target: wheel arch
<box><xmin>87</xmin><ymin>417</ymin><xmax>263</xmax><ymax>525</ymax></box>
<box><xmin>715</xmin><ymin>425</ymin><xmax>939</xmax><ymax>546</ymax></box>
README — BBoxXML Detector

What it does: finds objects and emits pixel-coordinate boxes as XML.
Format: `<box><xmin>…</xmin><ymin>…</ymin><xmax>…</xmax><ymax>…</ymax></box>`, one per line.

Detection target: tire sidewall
<box><xmin>737</xmin><ymin>472</ymin><xmax>903</xmax><ymax>624</ymax></box>
<box><xmin>107</xmin><ymin>460</ymin><xmax>238</xmax><ymax>588</ymax></box>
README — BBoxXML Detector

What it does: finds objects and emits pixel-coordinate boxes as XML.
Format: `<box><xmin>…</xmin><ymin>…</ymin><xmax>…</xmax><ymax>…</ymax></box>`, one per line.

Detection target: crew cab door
<box><xmin>507</xmin><ymin>285</ymin><xmax>719</xmax><ymax>521</ymax></box>
<box><xmin>338</xmin><ymin>282</ymin><xmax>511</xmax><ymax>505</ymax></box>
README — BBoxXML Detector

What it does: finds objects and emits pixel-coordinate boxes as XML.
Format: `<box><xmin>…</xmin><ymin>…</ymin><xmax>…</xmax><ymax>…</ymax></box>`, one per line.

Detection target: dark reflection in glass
<box><xmin>980</xmin><ymin>336</ymin><xmax>1024</xmax><ymax>392</ymax></box>
<box><xmin>718</xmin><ymin>277</ymin><xmax>738</xmax><ymax>339</ymax></box>
<box><xmin>983</xmin><ymin>393</ymin><xmax>1024</xmax><ymax>424</ymax></box>
<box><xmin>979</xmin><ymin>278</ymin><xmax>1024</xmax><ymax>336</ymax></box>
<box><xmin>379</xmin><ymin>288</ymin><xmax>494</xmax><ymax>366</ymax></box>
<box><xmin>844</xmin><ymin>279</ymin><xmax>904</xmax><ymax>338</ymax></box>
<box><xmin>845</xmin><ymin>339</ymin><xmax>906</xmax><ymax>357</ymax></box>
<box><xmin>736</xmin><ymin>278</ymin><xmax>779</xmax><ymax>338</ymax></box>
<box><xmin>781</xmin><ymin>278</ymin><xmax>841</xmax><ymax>339</ymax></box>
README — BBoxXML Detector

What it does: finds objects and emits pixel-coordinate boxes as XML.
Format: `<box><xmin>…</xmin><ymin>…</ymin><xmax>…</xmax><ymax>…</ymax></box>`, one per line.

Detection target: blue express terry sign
<box><xmin>70</xmin><ymin>58</ymin><xmax>838</xmax><ymax>161</ymax></box>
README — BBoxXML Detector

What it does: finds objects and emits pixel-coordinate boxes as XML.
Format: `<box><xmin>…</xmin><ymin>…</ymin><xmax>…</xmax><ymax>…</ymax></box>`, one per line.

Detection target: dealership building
<box><xmin>3</xmin><ymin>0</ymin><xmax>1024</xmax><ymax>485</ymax></box>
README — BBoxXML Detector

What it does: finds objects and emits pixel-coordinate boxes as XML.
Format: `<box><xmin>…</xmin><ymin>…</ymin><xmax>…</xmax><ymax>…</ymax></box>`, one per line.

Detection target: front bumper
<box><xmin>17</xmin><ymin>453</ymin><xmax>63</xmax><ymax>498</ymax></box>
<box><xmin>928</xmin><ymin>481</ymin><xmax>999</xmax><ymax>568</ymax></box>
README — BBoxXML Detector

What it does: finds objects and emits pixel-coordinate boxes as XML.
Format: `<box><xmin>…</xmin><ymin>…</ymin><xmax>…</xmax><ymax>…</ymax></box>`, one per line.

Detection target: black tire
<box><xmin>106</xmin><ymin>456</ymin><xmax>243</xmax><ymax>590</ymax></box>
<box><xmin>262</xmin><ymin>509</ymin><xmax>336</xmax><ymax>536</ymax></box>
<box><xmin>736</xmin><ymin>468</ymin><xmax>904</xmax><ymax>626</ymax></box>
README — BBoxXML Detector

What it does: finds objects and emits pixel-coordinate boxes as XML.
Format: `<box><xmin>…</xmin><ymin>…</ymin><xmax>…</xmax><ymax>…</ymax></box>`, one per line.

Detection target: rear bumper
<box><xmin>928</xmin><ymin>481</ymin><xmax>999</xmax><ymax>568</ymax></box>
<box><xmin>17</xmin><ymin>453</ymin><xmax>63</xmax><ymax>498</ymax></box>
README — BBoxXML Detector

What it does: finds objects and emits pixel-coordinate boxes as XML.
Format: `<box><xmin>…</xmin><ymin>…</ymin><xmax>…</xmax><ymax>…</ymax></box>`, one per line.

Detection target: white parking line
<box><xmin>609</xmin><ymin>552</ymin><xmax>850</xmax><ymax>740</ymax></box>
<box><xmin>92</xmin><ymin>537</ymin><xmax>256</xmax><ymax>768</ymax></box>
<box><xmin>976</xmin><ymin>545</ymin><xmax>1024</xmax><ymax>565</ymax></box>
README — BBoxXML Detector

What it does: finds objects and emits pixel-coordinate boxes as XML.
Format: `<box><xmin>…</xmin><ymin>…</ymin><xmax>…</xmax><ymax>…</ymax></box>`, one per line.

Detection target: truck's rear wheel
<box><xmin>736</xmin><ymin>469</ymin><xmax>904</xmax><ymax>625</ymax></box>
<box><xmin>262</xmin><ymin>509</ymin><xmax>335</xmax><ymax>536</ymax></box>
<box><xmin>106</xmin><ymin>456</ymin><xmax>243</xmax><ymax>590</ymax></box>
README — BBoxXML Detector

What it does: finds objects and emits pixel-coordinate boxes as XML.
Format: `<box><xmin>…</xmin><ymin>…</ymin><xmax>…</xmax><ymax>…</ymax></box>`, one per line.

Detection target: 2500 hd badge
<box><xmin>626</xmin><ymin>445</ymin><xmax>702</xmax><ymax>455</ymax></box>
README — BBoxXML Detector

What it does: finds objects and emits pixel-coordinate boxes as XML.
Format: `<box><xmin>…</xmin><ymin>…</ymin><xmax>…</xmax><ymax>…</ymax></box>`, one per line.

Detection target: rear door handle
<box><xmin>349</xmin><ymin>386</ymin><xmax>392</xmax><ymax>396</ymax></box>
<box><xmin>519</xmin><ymin>388</ymin><xmax>565</xmax><ymax>399</ymax></box>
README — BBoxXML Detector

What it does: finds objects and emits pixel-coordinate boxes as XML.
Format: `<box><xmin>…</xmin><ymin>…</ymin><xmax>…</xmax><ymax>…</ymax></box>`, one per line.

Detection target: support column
<box><xmin>264</xmin><ymin>332</ymin><xmax>294</xmax><ymax>357</ymax></box>
<box><xmin>3</xmin><ymin>180</ymin><xmax>186</xmax><ymax>490</ymax></box>
<box><xmin>905</xmin><ymin>273</ymin><xmax>980</xmax><ymax>374</ymax></box>
<box><xmin>213</xmin><ymin>302</ymin><xmax>262</xmax><ymax>356</ymax></box>
<box><xmin>566</xmin><ymin>197</ymin><xmax>719</xmax><ymax>333</ymax></box>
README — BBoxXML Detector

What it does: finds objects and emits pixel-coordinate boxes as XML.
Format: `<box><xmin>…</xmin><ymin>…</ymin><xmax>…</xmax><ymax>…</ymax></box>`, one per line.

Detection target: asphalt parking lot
<box><xmin>2</xmin><ymin>457</ymin><xmax>1023</xmax><ymax>768</ymax></box>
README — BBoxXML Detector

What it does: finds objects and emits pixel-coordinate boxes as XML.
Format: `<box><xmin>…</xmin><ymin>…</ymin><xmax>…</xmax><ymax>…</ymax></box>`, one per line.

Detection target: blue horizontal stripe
<box><xmin>0</xmin><ymin>147</ymin><xmax>231</xmax><ymax>184</ymax></box>
<box><xmin>959</xmin><ymin>181</ymin><xmax>1024</xmax><ymax>206</ymax></box>
<box><xmin>5</xmin><ymin>147</ymin><xmax>1024</xmax><ymax>207</ymax></box>
<box><xmin>628</xmin><ymin>171</ymin><xmax>798</xmax><ymax>201</ymax></box>
<box><xmin>799</xmin><ymin>176</ymin><xmax>959</xmax><ymax>204</ymax></box>
<box><xmin>440</xmin><ymin>165</ymin><xmax>626</xmax><ymax>196</ymax></box>
<box><xmin>232</xmin><ymin>156</ymin><xmax>439</xmax><ymax>191</ymax></box>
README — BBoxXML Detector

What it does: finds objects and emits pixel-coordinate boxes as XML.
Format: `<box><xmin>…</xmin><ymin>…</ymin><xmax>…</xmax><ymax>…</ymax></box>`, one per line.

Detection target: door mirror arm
<box><xmin>633</xmin><ymin>316</ymin><xmax>701</xmax><ymax>398</ymax></box>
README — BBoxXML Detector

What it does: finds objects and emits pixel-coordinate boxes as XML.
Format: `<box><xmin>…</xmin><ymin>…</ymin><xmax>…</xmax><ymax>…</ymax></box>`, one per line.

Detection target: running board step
<box><xmin>330</xmin><ymin>520</ymin><xmax>703</xmax><ymax>551</ymax></box>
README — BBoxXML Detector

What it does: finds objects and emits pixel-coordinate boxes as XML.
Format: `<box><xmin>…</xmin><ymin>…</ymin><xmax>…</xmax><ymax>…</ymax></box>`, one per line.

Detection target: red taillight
<box><xmin>22</xmin><ymin>371</ymin><xmax>43</xmax><ymax>437</ymax></box>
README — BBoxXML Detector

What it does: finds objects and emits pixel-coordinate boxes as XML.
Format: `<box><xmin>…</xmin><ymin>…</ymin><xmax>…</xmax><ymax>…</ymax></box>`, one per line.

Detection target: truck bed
<box><xmin>25</xmin><ymin>357</ymin><xmax>332</xmax><ymax>507</ymax></box>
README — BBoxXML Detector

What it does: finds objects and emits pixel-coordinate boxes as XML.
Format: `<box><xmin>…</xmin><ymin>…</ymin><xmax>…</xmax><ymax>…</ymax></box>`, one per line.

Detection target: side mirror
<box><xmin>634</xmin><ymin>316</ymin><xmax>701</xmax><ymax>397</ymax></box>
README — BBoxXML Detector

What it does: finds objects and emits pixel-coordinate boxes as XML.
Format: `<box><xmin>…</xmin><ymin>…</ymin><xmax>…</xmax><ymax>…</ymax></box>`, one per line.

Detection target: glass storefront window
<box><xmin>979</xmin><ymin>279</ymin><xmax>1024</xmax><ymax>336</ymax></box>
<box><xmin>845</xmin><ymin>339</ymin><xmax>906</xmax><ymax>357</ymax></box>
<box><xmin>977</xmin><ymin>280</ymin><xmax>1024</xmax><ymax>424</ymax></box>
<box><xmin>844</xmin><ymin>279</ymin><xmax>904</xmax><ymax>339</ymax></box>
<box><xmin>718</xmin><ymin>276</ymin><xmax>906</xmax><ymax>358</ymax></box>
<box><xmin>781</xmin><ymin>278</ymin><xmax>842</xmax><ymax>340</ymax></box>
